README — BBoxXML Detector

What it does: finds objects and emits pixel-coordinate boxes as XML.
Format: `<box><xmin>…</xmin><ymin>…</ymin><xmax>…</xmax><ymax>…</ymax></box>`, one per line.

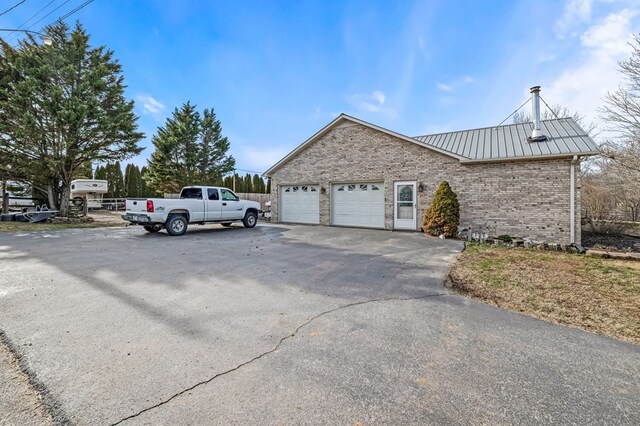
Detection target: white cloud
<box><xmin>546</xmin><ymin>8</ymin><xmax>639</xmax><ymax>125</ymax></box>
<box><xmin>556</xmin><ymin>0</ymin><xmax>594</xmax><ymax>37</ymax></box>
<box><xmin>137</xmin><ymin>94</ymin><xmax>165</xmax><ymax>115</ymax></box>
<box><xmin>346</xmin><ymin>90</ymin><xmax>395</xmax><ymax>116</ymax></box>
<box><xmin>372</xmin><ymin>90</ymin><xmax>386</xmax><ymax>105</ymax></box>
<box><xmin>435</xmin><ymin>76</ymin><xmax>474</xmax><ymax>92</ymax></box>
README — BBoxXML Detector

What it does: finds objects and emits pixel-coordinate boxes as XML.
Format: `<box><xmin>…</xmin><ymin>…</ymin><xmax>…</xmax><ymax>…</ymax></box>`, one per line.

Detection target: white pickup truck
<box><xmin>122</xmin><ymin>186</ymin><xmax>261</xmax><ymax>236</ymax></box>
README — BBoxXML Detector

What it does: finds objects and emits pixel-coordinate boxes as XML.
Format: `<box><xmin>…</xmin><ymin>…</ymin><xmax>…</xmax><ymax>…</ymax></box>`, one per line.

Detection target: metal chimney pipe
<box><xmin>528</xmin><ymin>86</ymin><xmax>547</xmax><ymax>141</ymax></box>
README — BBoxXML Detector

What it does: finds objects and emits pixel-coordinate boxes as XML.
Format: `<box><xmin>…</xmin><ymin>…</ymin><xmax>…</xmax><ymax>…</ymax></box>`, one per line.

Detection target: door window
<box><xmin>396</xmin><ymin>184</ymin><xmax>414</xmax><ymax>219</ymax></box>
<box><xmin>221</xmin><ymin>189</ymin><xmax>239</xmax><ymax>201</ymax></box>
<box><xmin>207</xmin><ymin>188</ymin><xmax>219</xmax><ymax>200</ymax></box>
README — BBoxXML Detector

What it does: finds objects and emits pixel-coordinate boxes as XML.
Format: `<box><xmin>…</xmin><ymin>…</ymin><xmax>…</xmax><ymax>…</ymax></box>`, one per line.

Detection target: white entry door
<box><xmin>280</xmin><ymin>185</ymin><xmax>320</xmax><ymax>224</ymax></box>
<box><xmin>394</xmin><ymin>181</ymin><xmax>416</xmax><ymax>230</ymax></box>
<box><xmin>331</xmin><ymin>182</ymin><xmax>385</xmax><ymax>228</ymax></box>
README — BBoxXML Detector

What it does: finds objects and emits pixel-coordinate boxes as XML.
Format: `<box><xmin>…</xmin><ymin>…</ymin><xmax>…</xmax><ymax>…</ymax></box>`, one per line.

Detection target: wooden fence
<box><xmin>235</xmin><ymin>193</ymin><xmax>271</xmax><ymax>210</ymax></box>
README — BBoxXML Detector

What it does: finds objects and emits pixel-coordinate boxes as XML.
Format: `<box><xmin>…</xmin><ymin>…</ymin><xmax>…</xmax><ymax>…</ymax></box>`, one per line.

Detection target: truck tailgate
<box><xmin>125</xmin><ymin>198</ymin><xmax>148</xmax><ymax>213</ymax></box>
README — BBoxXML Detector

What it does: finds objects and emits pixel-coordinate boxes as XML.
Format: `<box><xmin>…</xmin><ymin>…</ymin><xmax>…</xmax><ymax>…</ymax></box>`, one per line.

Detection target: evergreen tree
<box><xmin>252</xmin><ymin>174</ymin><xmax>263</xmax><ymax>193</ymax></box>
<box><xmin>73</xmin><ymin>161</ymin><xmax>93</xmax><ymax>179</ymax></box>
<box><xmin>125</xmin><ymin>164</ymin><xmax>143</xmax><ymax>198</ymax></box>
<box><xmin>0</xmin><ymin>22</ymin><xmax>143</xmax><ymax>216</ymax></box>
<box><xmin>243</xmin><ymin>173</ymin><xmax>252</xmax><ymax>193</ymax></box>
<box><xmin>222</xmin><ymin>175</ymin><xmax>233</xmax><ymax>190</ymax></box>
<box><xmin>113</xmin><ymin>161</ymin><xmax>125</xmax><ymax>198</ymax></box>
<box><xmin>94</xmin><ymin>165</ymin><xmax>106</xmax><ymax>181</ymax></box>
<box><xmin>145</xmin><ymin>102</ymin><xmax>235</xmax><ymax>194</ymax></box>
<box><xmin>140</xmin><ymin>166</ymin><xmax>155</xmax><ymax>197</ymax></box>
<box><xmin>422</xmin><ymin>181</ymin><xmax>460</xmax><ymax>238</ymax></box>
<box><xmin>266</xmin><ymin>178</ymin><xmax>271</xmax><ymax>194</ymax></box>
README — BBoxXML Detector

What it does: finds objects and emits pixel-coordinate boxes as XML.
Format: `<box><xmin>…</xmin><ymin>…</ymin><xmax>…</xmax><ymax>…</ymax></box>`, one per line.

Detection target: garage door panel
<box><xmin>280</xmin><ymin>185</ymin><xmax>320</xmax><ymax>224</ymax></box>
<box><xmin>331</xmin><ymin>182</ymin><xmax>385</xmax><ymax>229</ymax></box>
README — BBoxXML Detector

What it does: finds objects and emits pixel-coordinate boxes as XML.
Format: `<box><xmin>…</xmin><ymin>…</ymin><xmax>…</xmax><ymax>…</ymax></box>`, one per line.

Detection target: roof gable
<box><xmin>264</xmin><ymin>114</ymin><xmax>464</xmax><ymax>175</ymax></box>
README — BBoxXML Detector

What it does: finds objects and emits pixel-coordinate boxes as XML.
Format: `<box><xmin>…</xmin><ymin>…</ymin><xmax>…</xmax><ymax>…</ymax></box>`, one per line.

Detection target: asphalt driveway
<box><xmin>0</xmin><ymin>224</ymin><xmax>638</xmax><ymax>425</ymax></box>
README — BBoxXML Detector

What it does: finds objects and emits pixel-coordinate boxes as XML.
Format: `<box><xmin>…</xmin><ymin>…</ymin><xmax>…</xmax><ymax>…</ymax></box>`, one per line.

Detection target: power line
<box><xmin>233</xmin><ymin>168</ymin><xmax>265</xmax><ymax>175</ymax></box>
<box><xmin>21</xmin><ymin>0</ymin><xmax>72</xmax><ymax>33</ymax></box>
<box><xmin>4</xmin><ymin>0</ymin><xmax>58</xmax><ymax>41</ymax></box>
<box><xmin>0</xmin><ymin>0</ymin><xmax>27</xmax><ymax>18</ymax></box>
<box><xmin>57</xmin><ymin>0</ymin><xmax>95</xmax><ymax>21</ymax></box>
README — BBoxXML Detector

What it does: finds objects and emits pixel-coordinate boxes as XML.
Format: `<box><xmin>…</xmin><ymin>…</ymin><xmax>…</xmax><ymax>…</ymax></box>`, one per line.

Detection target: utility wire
<box><xmin>4</xmin><ymin>0</ymin><xmax>57</xmax><ymax>41</ymax></box>
<box><xmin>21</xmin><ymin>0</ymin><xmax>72</xmax><ymax>33</ymax></box>
<box><xmin>233</xmin><ymin>168</ymin><xmax>265</xmax><ymax>175</ymax></box>
<box><xmin>0</xmin><ymin>0</ymin><xmax>27</xmax><ymax>18</ymax></box>
<box><xmin>495</xmin><ymin>97</ymin><xmax>531</xmax><ymax>128</ymax></box>
<box><xmin>56</xmin><ymin>0</ymin><xmax>95</xmax><ymax>21</ymax></box>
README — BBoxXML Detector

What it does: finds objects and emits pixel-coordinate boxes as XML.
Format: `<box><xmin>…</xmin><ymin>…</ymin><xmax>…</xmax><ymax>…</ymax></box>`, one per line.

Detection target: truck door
<box><xmin>220</xmin><ymin>189</ymin><xmax>243</xmax><ymax>220</ymax></box>
<box><xmin>180</xmin><ymin>187</ymin><xmax>205</xmax><ymax>221</ymax></box>
<box><xmin>206</xmin><ymin>188</ymin><xmax>222</xmax><ymax>220</ymax></box>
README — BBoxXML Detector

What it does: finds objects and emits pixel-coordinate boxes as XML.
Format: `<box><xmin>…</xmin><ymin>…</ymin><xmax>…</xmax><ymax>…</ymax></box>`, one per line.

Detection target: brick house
<box><xmin>265</xmin><ymin>90</ymin><xmax>599</xmax><ymax>244</ymax></box>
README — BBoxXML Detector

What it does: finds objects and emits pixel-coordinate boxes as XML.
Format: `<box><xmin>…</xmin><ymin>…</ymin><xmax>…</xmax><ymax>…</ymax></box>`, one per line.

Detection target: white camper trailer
<box><xmin>70</xmin><ymin>179</ymin><xmax>108</xmax><ymax>209</ymax></box>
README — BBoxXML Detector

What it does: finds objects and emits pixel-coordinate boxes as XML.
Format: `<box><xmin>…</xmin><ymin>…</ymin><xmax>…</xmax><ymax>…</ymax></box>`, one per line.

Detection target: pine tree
<box><xmin>266</xmin><ymin>178</ymin><xmax>271</xmax><ymax>194</ymax></box>
<box><xmin>222</xmin><ymin>175</ymin><xmax>233</xmax><ymax>190</ymax></box>
<box><xmin>94</xmin><ymin>165</ymin><xmax>106</xmax><ymax>181</ymax></box>
<box><xmin>0</xmin><ymin>22</ymin><xmax>143</xmax><ymax>216</ymax></box>
<box><xmin>125</xmin><ymin>164</ymin><xmax>142</xmax><ymax>198</ymax></box>
<box><xmin>422</xmin><ymin>181</ymin><xmax>460</xmax><ymax>238</ymax></box>
<box><xmin>145</xmin><ymin>103</ymin><xmax>235</xmax><ymax>194</ymax></box>
<box><xmin>252</xmin><ymin>174</ymin><xmax>263</xmax><ymax>193</ymax></box>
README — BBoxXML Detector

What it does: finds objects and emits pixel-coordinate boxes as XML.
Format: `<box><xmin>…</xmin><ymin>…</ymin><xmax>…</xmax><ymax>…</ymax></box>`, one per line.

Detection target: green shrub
<box><xmin>497</xmin><ymin>234</ymin><xmax>512</xmax><ymax>243</ymax></box>
<box><xmin>422</xmin><ymin>181</ymin><xmax>460</xmax><ymax>238</ymax></box>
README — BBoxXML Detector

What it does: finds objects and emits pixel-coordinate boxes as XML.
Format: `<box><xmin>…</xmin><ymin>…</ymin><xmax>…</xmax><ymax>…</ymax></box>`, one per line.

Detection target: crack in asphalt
<box><xmin>0</xmin><ymin>329</ymin><xmax>71</xmax><ymax>425</ymax></box>
<box><xmin>110</xmin><ymin>292</ymin><xmax>448</xmax><ymax>425</ymax></box>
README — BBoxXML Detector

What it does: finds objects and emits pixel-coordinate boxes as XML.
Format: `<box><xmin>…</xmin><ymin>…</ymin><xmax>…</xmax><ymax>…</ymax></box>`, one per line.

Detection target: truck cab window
<box><xmin>221</xmin><ymin>189</ymin><xmax>238</xmax><ymax>201</ymax></box>
<box><xmin>207</xmin><ymin>188</ymin><xmax>219</xmax><ymax>200</ymax></box>
<box><xmin>180</xmin><ymin>188</ymin><xmax>202</xmax><ymax>199</ymax></box>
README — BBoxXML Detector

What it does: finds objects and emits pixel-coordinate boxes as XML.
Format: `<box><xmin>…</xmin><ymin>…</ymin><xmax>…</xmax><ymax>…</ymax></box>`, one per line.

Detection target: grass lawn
<box><xmin>448</xmin><ymin>243</ymin><xmax>640</xmax><ymax>344</ymax></box>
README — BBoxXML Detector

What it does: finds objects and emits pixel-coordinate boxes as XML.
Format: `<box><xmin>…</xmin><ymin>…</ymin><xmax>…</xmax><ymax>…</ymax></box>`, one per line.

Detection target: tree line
<box><xmin>91</xmin><ymin>162</ymin><xmax>269</xmax><ymax>198</ymax></box>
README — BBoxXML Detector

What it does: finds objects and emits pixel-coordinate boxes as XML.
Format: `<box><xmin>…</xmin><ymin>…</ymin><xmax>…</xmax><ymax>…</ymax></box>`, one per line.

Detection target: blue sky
<box><xmin>2</xmin><ymin>0</ymin><xmax>639</xmax><ymax>173</ymax></box>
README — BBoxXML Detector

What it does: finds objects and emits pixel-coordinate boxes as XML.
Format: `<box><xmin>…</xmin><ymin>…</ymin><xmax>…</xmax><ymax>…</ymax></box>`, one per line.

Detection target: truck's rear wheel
<box><xmin>143</xmin><ymin>224</ymin><xmax>162</xmax><ymax>233</ymax></box>
<box><xmin>242</xmin><ymin>211</ymin><xmax>257</xmax><ymax>228</ymax></box>
<box><xmin>166</xmin><ymin>215</ymin><xmax>188</xmax><ymax>236</ymax></box>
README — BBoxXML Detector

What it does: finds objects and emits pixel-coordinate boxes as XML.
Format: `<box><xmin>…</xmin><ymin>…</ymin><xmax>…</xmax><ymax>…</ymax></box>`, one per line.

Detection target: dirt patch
<box><xmin>0</xmin><ymin>338</ymin><xmax>53</xmax><ymax>426</ymax></box>
<box><xmin>582</xmin><ymin>231</ymin><xmax>640</xmax><ymax>252</ymax></box>
<box><xmin>447</xmin><ymin>244</ymin><xmax>640</xmax><ymax>344</ymax></box>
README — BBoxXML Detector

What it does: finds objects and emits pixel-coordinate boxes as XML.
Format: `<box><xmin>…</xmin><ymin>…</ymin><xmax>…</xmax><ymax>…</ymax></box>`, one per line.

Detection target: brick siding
<box><xmin>269</xmin><ymin>123</ymin><xmax>581</xmax><ymax>244</ymax></box>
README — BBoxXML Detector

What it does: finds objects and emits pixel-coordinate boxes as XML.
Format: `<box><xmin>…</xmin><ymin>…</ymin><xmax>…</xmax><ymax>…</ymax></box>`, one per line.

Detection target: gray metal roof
<box><xmin>413</xmin><ymin>118</ymin><xmax>599</xmax><ymax>162</ymax></box>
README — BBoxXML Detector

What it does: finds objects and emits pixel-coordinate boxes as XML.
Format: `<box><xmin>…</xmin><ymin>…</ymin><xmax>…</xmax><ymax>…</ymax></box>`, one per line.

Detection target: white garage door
<box><xmin>280</xmin><ymin>185</ymin><xmax>320</xmax><ymax>224</ymax></box>
<box><xmin>331</xmin><ymin>182</ymin><xmax>385</xmax><ymax>228</ymax></box>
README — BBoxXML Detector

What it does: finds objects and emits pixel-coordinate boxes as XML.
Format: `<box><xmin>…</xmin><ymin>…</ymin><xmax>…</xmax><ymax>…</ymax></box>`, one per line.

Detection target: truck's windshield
<box><xmin>180</xmin><ymin>188</ymin><xmax>203</xmax><ymax>199</ymax></box>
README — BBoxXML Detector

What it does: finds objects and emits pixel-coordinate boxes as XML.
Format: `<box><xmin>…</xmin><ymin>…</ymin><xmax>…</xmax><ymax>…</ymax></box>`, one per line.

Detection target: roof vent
<box><xmin>528</xmin><ymin>86</ymin><xmax>547</xmax><ymax>142</ymax></box>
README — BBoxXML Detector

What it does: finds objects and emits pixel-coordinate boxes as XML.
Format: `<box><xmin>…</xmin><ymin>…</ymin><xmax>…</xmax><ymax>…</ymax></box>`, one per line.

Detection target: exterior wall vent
<box><xmin>528</xmin><ymin>86</ymin><xmax>547</xmax><ymax>142</ymax></box>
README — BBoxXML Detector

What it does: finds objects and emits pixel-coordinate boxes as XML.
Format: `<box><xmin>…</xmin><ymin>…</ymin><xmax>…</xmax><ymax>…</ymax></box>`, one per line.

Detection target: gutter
<box><xmin>570</xmin><ymin>155</ymin><xmax>578</xmax><ymax>244</ymax></box>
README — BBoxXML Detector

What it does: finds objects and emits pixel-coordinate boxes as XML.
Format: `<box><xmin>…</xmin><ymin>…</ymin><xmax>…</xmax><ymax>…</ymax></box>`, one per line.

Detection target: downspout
<box><xmin>570</xmin><ymin>155</ymin><xmax>578</xmax><ymax>244</ymax></box>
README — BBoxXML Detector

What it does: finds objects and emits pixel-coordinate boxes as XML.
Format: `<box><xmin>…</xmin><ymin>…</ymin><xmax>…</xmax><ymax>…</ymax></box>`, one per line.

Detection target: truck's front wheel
<box><xmin>242</xmin><ymin>211</ymin><xmax>257</xmax><ymax>228</ymax></box>
<box><xmin>166</xmin><ymin>215</ymin><xmax>188</xmax><ymax>236</ymax></box>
